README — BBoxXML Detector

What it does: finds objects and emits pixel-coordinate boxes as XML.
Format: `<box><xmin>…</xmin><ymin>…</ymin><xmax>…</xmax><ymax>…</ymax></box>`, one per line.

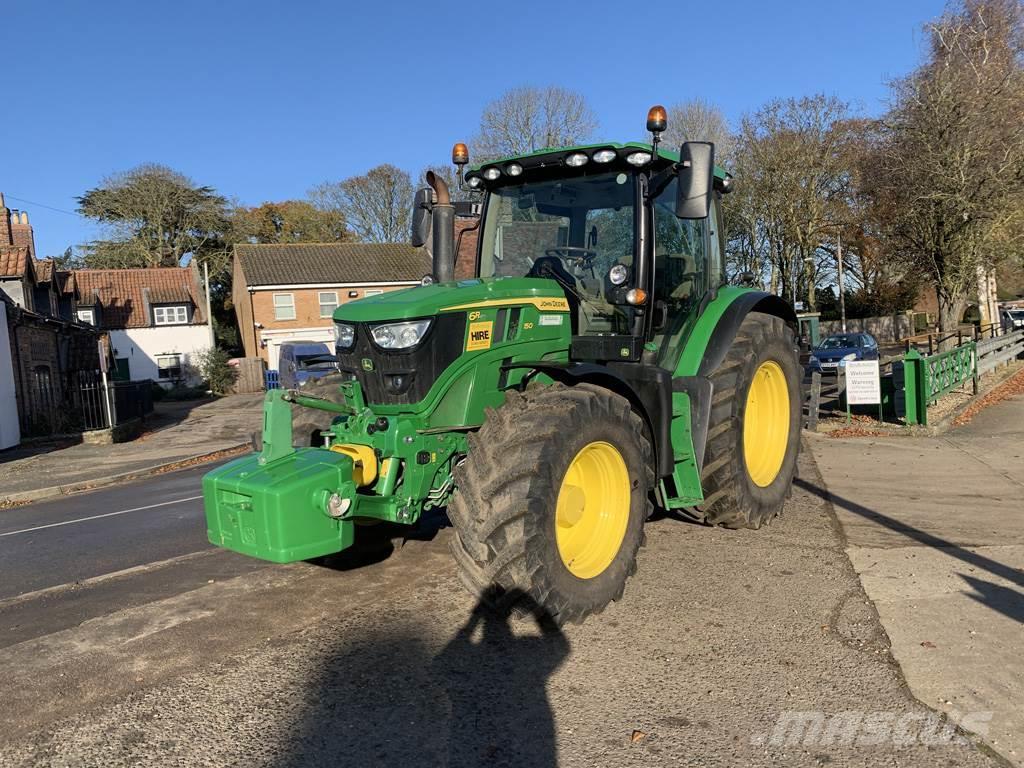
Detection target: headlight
<box><xmin>593</xmin><ymin>149</ymin><xmax>617</xmax><ymax>163</ymax></box>
<box><xmin>565</xmin><ymin>152</ymin><xmax>589</xmax><ymax>167</ymax></box>
<box><xmin>626</xmin><ymin>151</ymin><xmax>652</xmax><ymax>166</ymax></box>
<box><xmin>370</xmin><ymin>319</ymin><xmax>431</xmax><ymax>350</ymax></box>
<box><xmin>505</xmin><ymin>163</ymin><xmax>523</xmax><ymax>176</ymax></box>
<box><xmin>483</xmin><ymin>167</ymin><xmax>501</xmax><ymax>181</ymax></box>
<box><xmin>334</xmin><ymin>322</ymin><xmax>355</xmax><ymax>349</ymax></box>
<box><xmin>841</xmin><ymin>352</ymin><xmax>857</xmax><ymax>361</ymax></box>
<box><xmin>609</xmin><ymin>264</ymin><xmax>629</xmax><ymax>286</ymax></box>
<box><xmin>809</xmin><ymin>355</ymin><xmax>819</xmax><ymax>364</ymax></box>
<box><xmin>467</xmin><ymin>176</ymin><xmax>482</xmax><ymax>188</ymax></box>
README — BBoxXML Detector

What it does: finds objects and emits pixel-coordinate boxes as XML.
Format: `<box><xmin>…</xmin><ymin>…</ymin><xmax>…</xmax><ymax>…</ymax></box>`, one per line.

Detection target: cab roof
<box><xmin>468</xmin><ymin>141</ymin><xmax>730</xmax><ymax>180</ymax></box>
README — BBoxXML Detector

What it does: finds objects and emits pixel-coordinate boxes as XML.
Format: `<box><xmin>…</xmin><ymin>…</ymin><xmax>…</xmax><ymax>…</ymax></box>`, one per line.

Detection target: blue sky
<box><xmin>4</xmin><ymin>0</ymin><xmax>942</xmax><ymax>259</ymax></box>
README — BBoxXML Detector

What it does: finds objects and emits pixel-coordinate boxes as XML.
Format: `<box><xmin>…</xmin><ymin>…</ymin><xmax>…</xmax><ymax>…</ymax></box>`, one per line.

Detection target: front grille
<box><xmin>335</xmin><ymin>314</ymin><xmax>467</xmax><ymax>405</ymax></box>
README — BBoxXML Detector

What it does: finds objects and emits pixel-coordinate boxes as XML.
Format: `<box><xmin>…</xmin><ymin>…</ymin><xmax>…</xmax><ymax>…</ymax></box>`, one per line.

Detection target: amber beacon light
<box><xmin>646</xmin><ymin>105</ymin><xmax>667</xmax><ymax>134</ymax></box>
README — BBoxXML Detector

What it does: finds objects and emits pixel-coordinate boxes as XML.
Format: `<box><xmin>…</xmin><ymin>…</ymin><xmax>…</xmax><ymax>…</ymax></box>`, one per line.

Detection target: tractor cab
<box><xmin>455</xmin><ymin>138</ymin><xmax>730</xmax><ymax>373</ymax></box>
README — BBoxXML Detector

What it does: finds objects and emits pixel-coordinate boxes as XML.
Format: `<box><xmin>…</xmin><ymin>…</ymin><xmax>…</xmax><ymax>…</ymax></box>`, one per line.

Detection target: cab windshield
<box><xmin>479</xmin><ymin>171</ymin><xmax>636</xmax><ymax>335</ymax></box>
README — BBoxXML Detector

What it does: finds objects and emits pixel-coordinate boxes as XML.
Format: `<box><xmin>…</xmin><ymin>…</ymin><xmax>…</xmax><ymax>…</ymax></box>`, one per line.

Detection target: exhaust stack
<box><xmin>425</xmin><ymin>171</ymin><xmax>454</xmax><ymax>284</ymax></box>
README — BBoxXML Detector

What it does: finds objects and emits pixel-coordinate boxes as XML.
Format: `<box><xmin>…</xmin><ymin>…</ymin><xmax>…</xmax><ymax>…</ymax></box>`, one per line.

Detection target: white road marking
<box><xmin>0</xmin><ymin>495</ymin><xmax>204</xmax><ymax>538</ymax></box>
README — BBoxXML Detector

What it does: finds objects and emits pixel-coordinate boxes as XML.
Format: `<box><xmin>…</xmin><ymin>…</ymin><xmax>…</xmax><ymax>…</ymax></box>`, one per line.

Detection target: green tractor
<box><xmin>203</xmin><ymin>106</ymin><xmax>801</xmax><ymax>625</ymax></box>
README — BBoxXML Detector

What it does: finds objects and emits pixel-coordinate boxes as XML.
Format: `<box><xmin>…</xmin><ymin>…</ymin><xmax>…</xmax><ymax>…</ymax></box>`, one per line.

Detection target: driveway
<box><xmin>0</xmin><ymin>394</ymin><xmax>263</xmax><ymax>502</ymax></box>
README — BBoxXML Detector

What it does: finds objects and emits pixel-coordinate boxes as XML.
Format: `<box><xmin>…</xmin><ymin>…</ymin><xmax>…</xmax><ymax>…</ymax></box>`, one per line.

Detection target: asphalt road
<box><xmin>0</xmin><ymin>450</ymin><xmax>1005</xmax><ymax>767</ymax></box>
<box><xmin>0</xmin><ymin>461</ymin><xmax>270</xmax><ymax>649</ymax></box>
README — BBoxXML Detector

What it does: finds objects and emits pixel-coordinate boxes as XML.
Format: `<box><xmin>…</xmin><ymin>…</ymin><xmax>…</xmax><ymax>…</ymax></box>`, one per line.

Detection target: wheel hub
<box><xmin>555</xmin><ymin>441</ymin><xmax>630</xmax><ymax>579</ymax></box>
<box><xmin>743</xmin><ymin>360</ymin><xmax>790</xmax><ymax>487</ymax></box>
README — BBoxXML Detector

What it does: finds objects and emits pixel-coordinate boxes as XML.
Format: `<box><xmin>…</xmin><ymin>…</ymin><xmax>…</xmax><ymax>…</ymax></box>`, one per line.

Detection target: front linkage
<box><xmin>202</xmin><ymin>381</ymin><xmax>465</xmax><ymax>563</ymax></box>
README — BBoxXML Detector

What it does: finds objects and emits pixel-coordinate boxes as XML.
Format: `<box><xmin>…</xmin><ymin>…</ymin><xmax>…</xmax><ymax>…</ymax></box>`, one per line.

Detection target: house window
<box><xmin>273</xmin><ymin>293</ymin><xmax>296</xmax><ymax>320</ymax></box>
<box><xmin>153</xmin><ymin>305</ymin><xmax>189</xmax><ymax>325</ymax></box>
<box><xmin>319</xmin><ymin>291</ymin><xmax>339</xmax><ymax>318</ymax></box>
<box><xmin>76</xmin><ymin>309</ymin><xmax>95</xmax><ymax>325</ymax></box>
<box><xmin>364</xmin><ymin>289</ymin><xmax>384</xmax><ymax>297</ymax></box>
<box><xmin>157</xmin><ymin>354</ymin><xmax>183</xmax><ymax>381</ymax></box>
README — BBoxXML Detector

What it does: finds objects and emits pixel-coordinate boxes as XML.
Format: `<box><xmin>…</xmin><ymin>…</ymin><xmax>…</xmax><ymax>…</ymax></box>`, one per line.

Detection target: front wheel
<box><xmin>448</xmin><ymin>383</ymin><xmax>653</xmax><ymax>625</ymax></box>
<box><xmin>698</xmin><ymin>312</ymin><xmax>801</xmax><ymax>528</ymax></box>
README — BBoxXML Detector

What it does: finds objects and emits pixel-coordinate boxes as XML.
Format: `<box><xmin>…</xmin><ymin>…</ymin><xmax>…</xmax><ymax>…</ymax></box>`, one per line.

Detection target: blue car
<box><xmin>808</xmin><ymin>332</ymin><xmax>879</xmax><ymax>374</ymax></box>
<box><xmin>277</xmin><ymin>341</ymin><xmax>338</xmax><ymax>389</ymax></box>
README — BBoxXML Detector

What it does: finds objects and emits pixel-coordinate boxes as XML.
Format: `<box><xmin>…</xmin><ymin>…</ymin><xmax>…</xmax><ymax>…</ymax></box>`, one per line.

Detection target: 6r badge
<box><xmin>466</xmin><ymin>320</ymin><xmax>493</xmax><ymax>351</ymax></box>
<box><xmin>361</xmin><ymin>358</ymin><xmax>374</xmax><ymax>371</ymax></box>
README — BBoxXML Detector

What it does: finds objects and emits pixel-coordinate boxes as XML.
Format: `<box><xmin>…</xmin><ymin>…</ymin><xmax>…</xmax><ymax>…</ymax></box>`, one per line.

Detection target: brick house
<box><xmin>233</xmin><ymin>243</ymin><xmax>430</xmax><ymax>369</ymax></box>
<box><xmin>72</xmin><ymin>267</ymin><xmax>212</xmax><ymax>386</ymax></box>
<box><xmin>0</xmin><ymin>196</ymin><xmax>102</xmax><ymax>444</ymax></box>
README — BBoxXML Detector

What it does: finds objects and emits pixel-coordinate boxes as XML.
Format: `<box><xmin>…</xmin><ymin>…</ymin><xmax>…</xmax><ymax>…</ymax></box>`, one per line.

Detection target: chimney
<box><xmin>0</xmin><ymin>196</ymin><xmax>11</xmax><ymax>246</ymax></box>
<box><xmin>10</xmin><ymin>208</ymin><xmax>35</xmax><ymax>259</ymax></box>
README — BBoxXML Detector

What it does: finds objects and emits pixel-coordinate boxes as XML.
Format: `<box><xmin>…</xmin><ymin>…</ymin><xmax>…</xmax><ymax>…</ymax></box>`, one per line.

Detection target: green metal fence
<box><xmin>903</xmin><ymin>342</ymin><xmax>977</xmax><ymax>425</ymax></box>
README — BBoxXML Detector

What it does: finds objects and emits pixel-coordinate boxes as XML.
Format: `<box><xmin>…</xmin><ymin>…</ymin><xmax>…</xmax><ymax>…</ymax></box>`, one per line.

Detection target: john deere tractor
<box><xmin>203</xmin><ymin>106</ymin><xmax>801</xmax><ymax>625</ymax></box>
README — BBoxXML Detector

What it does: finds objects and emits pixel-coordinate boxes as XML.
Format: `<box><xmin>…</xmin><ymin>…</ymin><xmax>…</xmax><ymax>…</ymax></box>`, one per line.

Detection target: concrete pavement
<box><xmin>0</xmin><ymin>394</ymin><xmax>263</xmax><ymax>503</ymax></box>
<box><xmin>809</xmin><ymin>393</ymin><xmax>1024</xmax><ymax>766</ymax></box>
<box><xmin>0</xmin><ymin>448</ymin><xmax>1000</xmax><ymax>767</ymax></box>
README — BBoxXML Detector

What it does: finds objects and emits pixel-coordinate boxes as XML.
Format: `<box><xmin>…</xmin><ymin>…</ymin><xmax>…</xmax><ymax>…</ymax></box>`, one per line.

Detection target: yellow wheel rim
<box><xmin>555</xmin><ymin>441</ymin><xmax>631</xmax><ymax>579</ymax></box>
<box><xmin>743</xmin><ymin>360</ymin><xmax>790</xmax><ymax>487</ymax></box>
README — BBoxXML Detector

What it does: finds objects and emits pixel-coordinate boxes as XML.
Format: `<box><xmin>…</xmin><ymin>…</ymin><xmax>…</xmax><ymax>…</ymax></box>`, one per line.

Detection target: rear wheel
<box><xmin>449</xmin><ymin>383</ymin><xmax>653</xmax><ymax>625</ymax></box>
<box><xmin>698</xmin><ymin>312</ymin><xmax>801</xmax><ymax>528</ymax></box>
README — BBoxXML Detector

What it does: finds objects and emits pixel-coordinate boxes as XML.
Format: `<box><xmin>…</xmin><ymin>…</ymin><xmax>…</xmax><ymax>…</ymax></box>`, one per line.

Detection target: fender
<box><xmin>503</xmin><ymin>361</ymin><xmax>674</xmax><ymax>478</ymax></box>
<box><xmin>674</xmin><ymin>289</ymin><xmax>797</xmax><ymax>473</ymax></box>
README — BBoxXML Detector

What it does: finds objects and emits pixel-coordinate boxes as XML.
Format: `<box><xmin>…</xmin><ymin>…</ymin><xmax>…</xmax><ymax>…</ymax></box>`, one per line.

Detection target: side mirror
<box><xmin>675</xmin><ymin>141</ymin><xmax>715</xmax><ymax>219</ymax></box>
<box><xmin>410</xmin><ymin>187</ymin><xmax>433</xmax><ymax>247</ymax></box>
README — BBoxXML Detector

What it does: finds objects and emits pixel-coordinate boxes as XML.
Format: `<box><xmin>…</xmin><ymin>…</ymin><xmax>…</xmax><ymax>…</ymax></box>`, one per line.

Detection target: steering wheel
<box><xmin>545</xmin><ymin>246</ymin><xmax>598</xmax><ymax>266</ymax></box>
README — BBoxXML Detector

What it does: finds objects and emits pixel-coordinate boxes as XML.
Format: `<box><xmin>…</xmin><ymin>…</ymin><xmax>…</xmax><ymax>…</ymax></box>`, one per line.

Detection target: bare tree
<box><xmin>472</xmin><ymin>86</ymin><xmax>598</xmax><ymax>161</ymax></box>
<box><xmin>310</xmin><ymin>164</ymin><xmax>413</xmax><ymax>243</ymax></box>
<box><xmin>876</xmin><ymin>0</ymin><xmax>1024</xmax><ymax>336</ymax></box>
<box><xmin>663</xmin><ymin>99</ymin><xmax>734</xmax><ymax>163</ymax></box>
<box><xmin>728</xmin><ymin>95</ymin><xmax>854</xmax><ymax>308</ymax></box>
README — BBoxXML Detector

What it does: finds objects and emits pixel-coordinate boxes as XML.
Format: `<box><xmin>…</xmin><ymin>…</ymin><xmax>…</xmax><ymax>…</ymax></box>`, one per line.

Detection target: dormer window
<box><xmin>76</xmin><ymin>308</ymin><xmax>96</xmax><ymax>325</ymax></box>
<box><xmin>153</xmin><ymin>305</ymin><xmax>189</xmax><ymax>326</ymax></box>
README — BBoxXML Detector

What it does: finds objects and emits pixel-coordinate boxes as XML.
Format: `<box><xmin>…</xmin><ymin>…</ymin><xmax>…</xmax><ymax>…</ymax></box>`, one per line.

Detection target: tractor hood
<box><xmin>333</xmin><ymin>277</ymin><xmax>569</xmax><ymax>323</ymax></box>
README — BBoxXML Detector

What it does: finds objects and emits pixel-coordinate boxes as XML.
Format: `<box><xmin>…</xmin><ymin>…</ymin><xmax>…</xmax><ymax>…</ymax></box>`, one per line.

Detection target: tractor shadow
<box><xmin>307</xmin><ymin>508</ymin><xmax>451</xmax><ymax>572</ymax></box>
<box><xmin>276</xmin><ymin>589</ymin><xmax>569</xmax><ymax>768</ymax></box>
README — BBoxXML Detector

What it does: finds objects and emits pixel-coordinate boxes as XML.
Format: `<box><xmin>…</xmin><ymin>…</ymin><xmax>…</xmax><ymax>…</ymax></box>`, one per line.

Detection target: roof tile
<box><xmin>235</xmin><ymin>243</ymin><xmax>431</xmax><ymax>287</ymax></box>
<box><xmin>0</xmin><ymin>246</ymin><xmax>31</xmax><ymax>279</ymax></box>
<box><xmin>72</xmin><ymin>267</ymin><xmax>206</xmax><ymax>329</ymax></box>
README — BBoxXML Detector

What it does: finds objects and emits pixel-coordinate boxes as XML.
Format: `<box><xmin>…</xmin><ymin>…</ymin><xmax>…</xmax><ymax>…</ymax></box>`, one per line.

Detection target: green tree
<box><xmin>77</xmin><ymin>164</ymin><xmax>229</xmax><ymax>272</ymax></box>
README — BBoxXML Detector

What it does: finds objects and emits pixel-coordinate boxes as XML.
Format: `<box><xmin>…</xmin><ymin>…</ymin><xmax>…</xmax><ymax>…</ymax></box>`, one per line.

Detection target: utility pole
<box><xmin>837</xmin><ymin>232</ymin><xmax>847</xmax><ymax>333</ymax></box>
<box><xmin>204</xmin><ymin>261</ymin><xmax>215</xmax><ymax>349</ymax></box>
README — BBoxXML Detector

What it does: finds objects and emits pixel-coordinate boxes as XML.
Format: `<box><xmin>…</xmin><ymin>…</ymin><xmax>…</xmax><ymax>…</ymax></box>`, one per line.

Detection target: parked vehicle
<box><xmin>277</xmin><ymin>341</ymin><xmax>338</xmax><ymax>389</ymax></box>
<box><xmin>808</xmin><ymin>332</ymin><xmax>879</xmax><ymax>374</ymax></box>
<box><xmin>204</xmin><ymin>107</ymin><xmax>802</xmax><ymax>626</ymax></box>
<box><xmin>1000</xmin><ymin>307</ymin><xmax>1024</xmax><ymax>331</ymax></box>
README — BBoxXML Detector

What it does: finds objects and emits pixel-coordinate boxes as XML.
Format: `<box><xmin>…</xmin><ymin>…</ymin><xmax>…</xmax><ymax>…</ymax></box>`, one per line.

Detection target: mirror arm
<box><xmin>649</xmin><ymin>166</ymin><xmax>676</xmax><ymax>199</ymax></box>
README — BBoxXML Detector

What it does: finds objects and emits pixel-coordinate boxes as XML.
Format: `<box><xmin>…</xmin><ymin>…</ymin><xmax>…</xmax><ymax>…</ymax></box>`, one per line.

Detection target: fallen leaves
<box><xmin>953</xmin><ymin>367</ymin><xmax>1024</xmax><ymax>427</ymax></box>
<box><xmin>827</xmin><ymin>427</ymin><xmax>891</xmax><ymax>439</ymax></box>
<box><xmin>630</xmin><ymin>730</ymin><xmax>647</xmax><ymax>743</ymax></box>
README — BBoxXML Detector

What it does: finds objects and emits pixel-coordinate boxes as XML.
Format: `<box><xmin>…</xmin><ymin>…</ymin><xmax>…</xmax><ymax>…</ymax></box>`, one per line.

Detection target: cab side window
<box><xmin>653</xmin><ymin>177</ymin><xmax>706</xmax><ymax>338</ymax></box>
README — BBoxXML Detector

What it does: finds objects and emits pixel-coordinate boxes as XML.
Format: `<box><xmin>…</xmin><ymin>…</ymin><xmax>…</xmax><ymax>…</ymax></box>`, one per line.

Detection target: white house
<box><xmin>73</xmin><ymin>267</ymin><xmax>212</xmax><ymax>386</ymax></box>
